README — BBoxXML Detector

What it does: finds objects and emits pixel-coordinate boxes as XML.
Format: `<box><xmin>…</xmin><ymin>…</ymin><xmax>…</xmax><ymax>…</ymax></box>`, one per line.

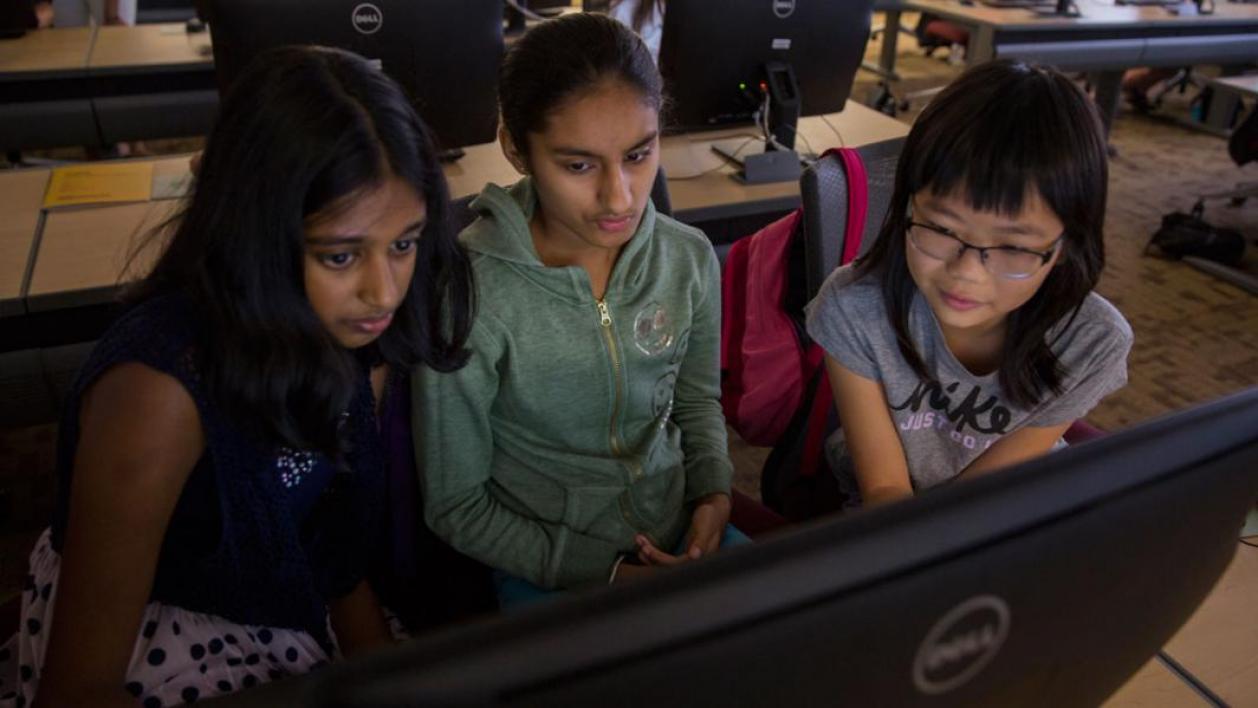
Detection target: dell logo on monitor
<box><xmin>912</xmin><ymin>595</ymin><xmax>1010</xmax><ymax>695</ymax></box>
<box><xmin>351</xmin><ymin>3</ymin><xmax>383</xmax><ymax>35</ymax></box>
<box><xmin>771</xmin><ymin>0</ymin><xmax>795</xmax><ymax>18</ymax></box>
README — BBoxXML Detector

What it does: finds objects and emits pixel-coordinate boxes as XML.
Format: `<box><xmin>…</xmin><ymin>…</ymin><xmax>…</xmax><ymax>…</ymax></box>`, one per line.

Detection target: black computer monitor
<box><xmin>1046</xmin><ymin>0</ymin><xmax>1082</xmax><ymax>16</ymax></box>
<box><xmin>979</xmin><ymin>0</ymin><xmax>1080</xmax><ymax>16</ymax></box>
<box><xmin>207</xmin><ymin>0</ymin><xmax>504</xmax><ymax>154</ymax></box>
<box><xmin>0</xmin><ymin>0</ymin><xmax>37</xmax><ymax>40</ymax></box>
<box><xmin>657</xmin><ymin>0</ymin><xmax>874</xmax><ymax>183</ymax></box>
<box><xmin>213</xmin><ymin>387</ymin><xmax>1258</xmax><ymax>707</ymax></box>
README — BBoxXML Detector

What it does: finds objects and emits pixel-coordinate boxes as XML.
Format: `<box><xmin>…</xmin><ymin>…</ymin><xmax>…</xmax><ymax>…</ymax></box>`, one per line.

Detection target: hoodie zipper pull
<box><xmin>596</xmin><ymin>299</ymin><xmax>612</xmax><ymax>327</ymax></box>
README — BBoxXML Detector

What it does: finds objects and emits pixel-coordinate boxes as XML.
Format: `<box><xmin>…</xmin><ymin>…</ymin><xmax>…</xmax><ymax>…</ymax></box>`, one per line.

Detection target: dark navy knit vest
<box><xmin>49</xmin><ymin>294</ymin><xmax>385</xmax><ymax>646</ymax></box>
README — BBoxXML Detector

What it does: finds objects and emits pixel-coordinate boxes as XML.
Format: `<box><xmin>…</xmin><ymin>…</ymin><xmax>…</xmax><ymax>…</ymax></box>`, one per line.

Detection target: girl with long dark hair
<box><xmin>2</xmin><ymin>46</ymin><xmax>473</xmax><ymax>707</ymax></box>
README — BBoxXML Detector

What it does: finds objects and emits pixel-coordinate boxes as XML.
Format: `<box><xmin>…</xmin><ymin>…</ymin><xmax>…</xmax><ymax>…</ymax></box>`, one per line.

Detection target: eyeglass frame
<box><xmin>904</xmin><ymin>216</ymin><xmax>1063</xmax><ymax>281</ymax></box>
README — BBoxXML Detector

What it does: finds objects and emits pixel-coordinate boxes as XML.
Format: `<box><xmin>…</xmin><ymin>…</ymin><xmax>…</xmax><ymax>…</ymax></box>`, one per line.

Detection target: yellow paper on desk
<box><xmin>43</xmin><ymin>163</ymin><xmax>154</xmax><ymax>208</ymax></box>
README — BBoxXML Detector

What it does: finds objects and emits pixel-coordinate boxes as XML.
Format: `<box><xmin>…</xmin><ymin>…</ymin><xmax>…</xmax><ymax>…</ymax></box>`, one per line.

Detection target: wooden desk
<box><xmin>1160</xmin><ymin>542</ymin><xmax>1258</xmax><ymax>706</ymax></box>
<box><xmin>25</xmin><ymin>155</ymin><xmax>191</xmax><ymax>313</ymax></box>
<box><xmin>0</xmin><ymin>26</ymin><xmax>93</xmax><ymax>76</ymax></box>
<box><xmin>87</xmin><ymin>23</ymin><xmax>217</xmax><ymax>145</ymax></box>
<box><xmin>888</xmin><ymin>0</ymin><xmax>1258</xmax><ymax>132</ymax></box>
<box><xmin>15</xmin><ymin>102</ymin><xmax>907</xmax><ymax>316</ymax></box>
<box><xmin>442</xmin><ymin>141</ymin><xmax>524</xmax><ymax>207</ymax></box>
<box><xmin>88</xmin><ymin>23</ymin><xmax>212</xmax><ymax>71</ymax></box>
<box><xmin>1103</xmin><ymin>655</ymin><xmax>1209</xmax><ymax>707</ymax></box>
<box><xmin>902</xmin><ymin>0</ymin><xmax>1258</xmax><ymax>68</ymax></box>
<box><xmin>27</xmin><ymin>201</ymin><xmax>176</xmax><ymax>313</ymax></box>
<box><xmin>1212</xmin><ymin>73</ymin><xmax>1258</xmax><ymax>101</ymax></box>
<box><xmin>429</xmin><ymin>101</ymin><xmax>910</xmax><ymax>225</ymax></box>
<box><xmin>0</xmin><ymin>169</ymin><xmax>50</xmax><ymax>318</ymax></box>
<box><xmin>661</xmin><ymin>106</ymin><xmax>909</xmax><ymax>223</ymax></box>
<box><xmin>0</xmin><ymin>23</ymin><xmax>217</xmax><ymax>150</ymax></box>
<box><xmin>1096</xmin><ymin>540</ymin><xmax>1258</xmax><ymax>707</ymax></box>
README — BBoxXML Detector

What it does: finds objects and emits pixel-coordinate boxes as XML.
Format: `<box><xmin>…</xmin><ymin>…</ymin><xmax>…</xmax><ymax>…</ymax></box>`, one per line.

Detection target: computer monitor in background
<box><xmin>207</xmin><ymin>0</ymin><xmax>504</xmax><ymax>157</ymax></box>
<box><xmin>1044</xmin><ymin>0</ymin><xmax>1082</xmax><ymax>17</ymax></box>
<box><xmin>0</xmin><ymin>0</ymin><xmax>38</xmax><ymax>40</ymax></box>
<box><xmin>215</xmin><ymin>387</ymin><xmax>1258</xmax><ymax>707</ymax></box>
<box><xmin>134</xmin><ymin>0</ymin><xmax>199</xmax><ymax>24</ymax></box>
<box><xmin>980</xmin><ymin>0</ymin><xmax>1084</xmax><ymax>17</ymax></box>
<box><xmin>658</xmin><ymin>0</ymin><xmax>875</xmax><ymax>183</ymax></box>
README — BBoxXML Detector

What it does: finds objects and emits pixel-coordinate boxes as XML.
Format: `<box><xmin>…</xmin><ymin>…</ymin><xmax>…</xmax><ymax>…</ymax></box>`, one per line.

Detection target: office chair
<box><xmin>799</xmin><ymin>142</ymin><xmax>900</xmax><ymax>297</ymax></box>
<box><xmin>869</xmin><ymin>14</ymin><xmax>965</xmax><ymax>117</ymax></box>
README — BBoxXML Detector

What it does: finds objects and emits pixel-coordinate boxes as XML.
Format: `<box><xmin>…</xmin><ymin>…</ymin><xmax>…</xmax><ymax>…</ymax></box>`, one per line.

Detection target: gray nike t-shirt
<box><xmin>805</xmin><ymin>265</ymin><xmax>1132</xmax><ymax>498</ymax></box>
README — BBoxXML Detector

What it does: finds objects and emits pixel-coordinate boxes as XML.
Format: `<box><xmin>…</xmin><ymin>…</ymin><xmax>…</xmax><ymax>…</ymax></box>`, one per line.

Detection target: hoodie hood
<box><xmin>459</xmin><ymin>178</ymin><xmax>658</xmax><ymax>304</ymax></box>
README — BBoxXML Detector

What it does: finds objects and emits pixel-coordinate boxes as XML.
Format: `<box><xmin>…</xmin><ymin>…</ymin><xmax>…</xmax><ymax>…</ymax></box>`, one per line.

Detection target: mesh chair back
<box><xmin>799</xmin><ymin>139</ymin><xmax>901</xmax><ymax>298</ymax></box>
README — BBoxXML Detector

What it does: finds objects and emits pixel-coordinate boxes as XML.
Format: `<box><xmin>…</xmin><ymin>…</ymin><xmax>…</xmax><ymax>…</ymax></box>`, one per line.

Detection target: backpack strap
<box><xmin>719</xmin><ymin>236</ymin><xmax>752</xmax><ymax>376</ymax></box>
<box><xmin>836</xmin><ymin>148</ymin><xmax>868</xmax><ymax>266</ymax></box>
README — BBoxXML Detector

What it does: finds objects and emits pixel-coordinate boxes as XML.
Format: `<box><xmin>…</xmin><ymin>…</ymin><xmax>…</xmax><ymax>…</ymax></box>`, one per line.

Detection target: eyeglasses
<box><xmin>906</xmin><ymin>220</ymin><xmax>1062</xmax><ymax>280</ymax></box>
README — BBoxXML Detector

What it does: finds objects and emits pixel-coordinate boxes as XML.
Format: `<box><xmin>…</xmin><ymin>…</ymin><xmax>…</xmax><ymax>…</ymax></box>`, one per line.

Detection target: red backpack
<box><xmin>720</xmin><ymin>148</ymin><xmax>869</xmax><ymax>456</ymax></box>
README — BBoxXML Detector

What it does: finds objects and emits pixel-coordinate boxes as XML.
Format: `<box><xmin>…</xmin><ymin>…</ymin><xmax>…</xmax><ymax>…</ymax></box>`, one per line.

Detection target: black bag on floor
<box><xmin>1147</xmin><ymin>201</ymin><xmax>1245</xmax><ymax>267</ymax></box>
<box><xmin>1229</xmin><ymin>104</ymin><xmax>1258</xmax><ymax>167</ymax></box>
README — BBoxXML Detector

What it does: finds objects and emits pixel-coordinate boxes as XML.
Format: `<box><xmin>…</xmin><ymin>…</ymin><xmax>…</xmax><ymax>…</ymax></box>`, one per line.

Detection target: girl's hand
<box><xmin>635</xmin><ymin>534</ymin><xmax>688</xmax><ymax>566</ymax></box>
<box><xmin>685</xmin><ymin>492</ymin><xmax>731</xmax><ymax>557</ymax></box>
<box><xmin>635</xmin><ymin>493</ymin><xmax>731</xmax><ymax>566</ymax></box>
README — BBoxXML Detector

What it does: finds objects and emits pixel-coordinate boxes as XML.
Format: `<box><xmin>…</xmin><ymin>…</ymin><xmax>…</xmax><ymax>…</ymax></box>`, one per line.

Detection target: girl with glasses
<box><xmin>805</xmin><ymin>60</ymin><xmax>1132</xmax><ymax>509</ymax></box>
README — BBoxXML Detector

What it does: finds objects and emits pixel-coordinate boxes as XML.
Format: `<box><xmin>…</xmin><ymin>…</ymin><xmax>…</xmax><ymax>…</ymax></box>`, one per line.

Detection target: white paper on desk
<box><xmin>151</xmin><ymin>172</ymin><xmax>193</xmax><ymax>200</ymax></box>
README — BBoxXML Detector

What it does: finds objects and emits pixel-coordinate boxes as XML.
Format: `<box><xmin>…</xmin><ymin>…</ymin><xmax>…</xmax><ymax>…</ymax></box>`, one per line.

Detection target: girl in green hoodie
<box><xmin>414</xmin><ymin>13</ymin><xmax>744</xmax><ymax>606</ymax></box>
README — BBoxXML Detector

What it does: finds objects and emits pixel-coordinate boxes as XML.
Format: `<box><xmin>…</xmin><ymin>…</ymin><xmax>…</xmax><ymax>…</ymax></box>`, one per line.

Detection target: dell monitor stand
<box><xmin>711</xmin><ymin>61</ymin><xmax>805</xmax><ymax>185</ymax></box>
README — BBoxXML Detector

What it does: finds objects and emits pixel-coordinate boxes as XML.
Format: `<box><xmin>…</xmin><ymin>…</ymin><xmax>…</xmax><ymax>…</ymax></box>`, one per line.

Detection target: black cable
<box><xmin>1156</xmin><ymin>651</ymin><xmax>1230</xmax><ymax>707</ymax></box>
<box><xmin>1240</xmin><ymin>538</ymin><xmax>1258</xmax><ymax>549</ymax></box>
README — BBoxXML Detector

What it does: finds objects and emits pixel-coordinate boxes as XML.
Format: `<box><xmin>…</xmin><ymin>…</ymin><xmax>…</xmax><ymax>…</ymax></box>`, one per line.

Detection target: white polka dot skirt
<box><xmin>0</xmin><ymin>529</ymin><xmax>332</xmax><ymax>706</ymax></box>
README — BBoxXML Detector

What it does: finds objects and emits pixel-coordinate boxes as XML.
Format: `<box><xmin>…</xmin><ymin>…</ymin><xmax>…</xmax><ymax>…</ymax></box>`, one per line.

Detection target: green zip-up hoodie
<box><xmin>413</xmin><ymin>178</ymin><xmax>732</xmax><ymax>590</ymax></box>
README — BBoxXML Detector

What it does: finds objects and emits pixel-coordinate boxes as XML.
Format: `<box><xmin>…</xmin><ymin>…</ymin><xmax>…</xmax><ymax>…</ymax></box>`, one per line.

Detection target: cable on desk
<box><xmin>1240</xmin><ymin>538</ymin><xmax>1258</xmax><ymax>549</ymax></box>
<box><xmin>1156</xmin><ymin>651</ymin><xmax>1230</xmax><ymax>708</ymax></box>
<box><xmin>819</xmin><ymin>113</ymin><xmax>847</xmax><ymax>149</ymax></box>
<box><xmin>668</xmin><ymin>134</ymin><xmax>761</xmax><ymax>180</ymax></box>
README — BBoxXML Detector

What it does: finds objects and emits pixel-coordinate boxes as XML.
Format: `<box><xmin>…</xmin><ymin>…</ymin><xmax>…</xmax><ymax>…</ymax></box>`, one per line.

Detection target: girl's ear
<box><xmin>499</xmin><ymin>125</ymin><xmax>529</xmax><ymax>175</ymax></box>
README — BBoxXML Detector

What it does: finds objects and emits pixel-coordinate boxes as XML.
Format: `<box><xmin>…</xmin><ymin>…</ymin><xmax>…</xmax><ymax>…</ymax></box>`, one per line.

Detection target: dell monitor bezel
<box><xmin>206</xmin><ymin>0</ymin><xmax>504</xmax><ymax>154</ymax></box>
<box><xmin>209</xmin><ymin>387</ymin><xmax>1258</xmax><ymax>707</ymax></box>
<box><xmin>657</xmin><ymin>0</ymin><xmax>874</xmax><ymax>136</ymax></box>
